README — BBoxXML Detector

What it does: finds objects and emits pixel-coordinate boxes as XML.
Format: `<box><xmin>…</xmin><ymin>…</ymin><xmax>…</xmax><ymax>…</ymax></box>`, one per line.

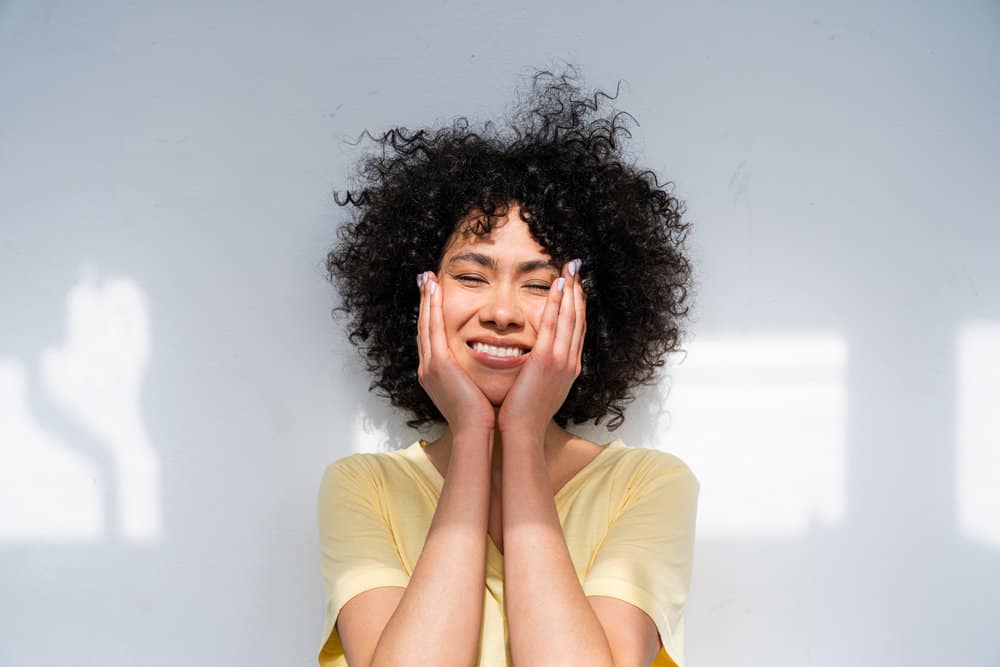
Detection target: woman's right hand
<box><xmin>416</xmin><ymin>271</ymin><xmax>496</xmax><ymax>437</ymax></box>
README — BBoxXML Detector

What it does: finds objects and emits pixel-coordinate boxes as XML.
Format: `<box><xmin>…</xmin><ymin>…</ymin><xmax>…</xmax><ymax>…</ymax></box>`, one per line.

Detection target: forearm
<box><xmin>371</xmin><ymin>430</ymin><xmax>492</xmax><ymax>667</ymax></box>
<box><xmin>500</xmin><ymin>430</ymin><xmax>614</xmax><ymax>667</ymax></box>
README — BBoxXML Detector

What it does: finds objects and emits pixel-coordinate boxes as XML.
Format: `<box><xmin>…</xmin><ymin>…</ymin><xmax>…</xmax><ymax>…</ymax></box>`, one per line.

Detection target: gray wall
<box><xmin>1</xmin><ymin>1</ymin><xmax>998</xmax><ymax>665</ymax></box>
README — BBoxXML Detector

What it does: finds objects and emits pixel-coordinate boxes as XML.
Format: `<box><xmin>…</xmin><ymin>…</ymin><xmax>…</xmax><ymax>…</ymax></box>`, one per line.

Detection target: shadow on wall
<box><xmin>0</xmin><ymin>267</ymin><xmax>161</xmax><ymax>544</ymax></box>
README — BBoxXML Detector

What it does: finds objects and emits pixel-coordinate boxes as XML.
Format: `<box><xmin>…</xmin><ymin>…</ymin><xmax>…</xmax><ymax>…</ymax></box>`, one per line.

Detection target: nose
<box><xmin>479</xmin><ymin>281</ymin><xmax>525</xmax><ymax>331</ymax></box>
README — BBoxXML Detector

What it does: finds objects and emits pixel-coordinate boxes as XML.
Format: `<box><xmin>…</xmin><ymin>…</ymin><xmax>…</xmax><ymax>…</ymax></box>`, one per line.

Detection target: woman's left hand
<box><xmin>497</xmin><ymin>258</ymin><xmax>586</xmax><ymax>440</ymax></box>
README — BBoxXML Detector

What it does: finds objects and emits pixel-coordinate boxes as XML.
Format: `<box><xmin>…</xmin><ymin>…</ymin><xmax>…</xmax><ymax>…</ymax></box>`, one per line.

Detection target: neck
<box><xmin>430</xmin><ymin>419</ymin><xmax>576</xmax><ymax>487</ymax></box>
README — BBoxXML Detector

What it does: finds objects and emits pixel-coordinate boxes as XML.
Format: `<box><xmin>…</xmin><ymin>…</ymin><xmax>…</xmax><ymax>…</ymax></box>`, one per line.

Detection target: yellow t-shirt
<box><xmin>317</xmin><ymin>438</ymin><xmax>699</xmax><ymax>667</ymax></box>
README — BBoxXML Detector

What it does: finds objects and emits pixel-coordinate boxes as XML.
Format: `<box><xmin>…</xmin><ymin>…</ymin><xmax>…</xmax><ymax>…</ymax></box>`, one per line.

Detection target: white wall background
<box><xmin>1</xmin><ymin>1</ymin><xmax>998</xmax><ymax>665</ymax></box>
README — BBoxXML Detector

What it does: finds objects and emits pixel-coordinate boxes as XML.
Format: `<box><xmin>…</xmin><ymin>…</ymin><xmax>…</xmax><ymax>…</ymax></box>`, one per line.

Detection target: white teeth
<box><xmin>472</xmin><ymin>342</ymin><xmax>525</xmax><ymax>357</ymax></box>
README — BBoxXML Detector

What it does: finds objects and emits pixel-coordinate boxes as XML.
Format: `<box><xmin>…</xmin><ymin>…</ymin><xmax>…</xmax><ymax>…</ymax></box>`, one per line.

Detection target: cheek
<box><xmin>439</xmin><ymin>287</ymin><xmax>473</xmax><ymax>341</ymax></box>
<box><xmin>526</xmin><ymin>302</ymin><xmax>547</xmax><ymax>332</ymax></box>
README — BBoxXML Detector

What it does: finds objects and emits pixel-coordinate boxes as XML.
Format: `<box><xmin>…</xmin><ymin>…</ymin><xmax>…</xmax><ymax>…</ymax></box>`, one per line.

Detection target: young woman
<box><xmin>318</xmin><ymin>66</ymin><xmax>699</xmax><ymax>667</ymax></box>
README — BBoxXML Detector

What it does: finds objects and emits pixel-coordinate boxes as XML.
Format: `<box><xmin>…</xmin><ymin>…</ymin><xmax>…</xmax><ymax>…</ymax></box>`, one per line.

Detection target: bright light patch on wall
<box><xmin>352</xmin><ymin>408</ymin><xmax>380</xmax><ymax>454</ymax></box>
<box><xmin>0</xmin><ymin>361</ymin><xmax>104</xmax><ymax>541</ymax></box>
<box><xmin>660</xmin><ymin>333</ymin><xmax>848</xmax><ymax>539</ymax></box>
<box><xmin>0</xmin><ymin>269</ymin><xmax>161</xmax><ymax>544</ymax></box>
<box><xmin>956</xmin><ymin>321</ymin><xmax>1000</xmax><ymax>550</ymax></box>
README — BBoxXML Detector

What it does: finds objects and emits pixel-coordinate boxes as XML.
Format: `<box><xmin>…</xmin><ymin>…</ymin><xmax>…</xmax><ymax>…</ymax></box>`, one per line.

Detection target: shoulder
<box><xmin>613</xmin><ymin>443</ymin><xmax>700</xmax><ymax>495</ymax></box>
<box><xmin>319</xmin><ymin>448</ymin><xmax>414</xmax><ymax>492</ymax></box>
<box><xmin>616</xmin><ymin>440</ymin><xmax>698</xmax><ymax>484</ymax></box>
<box><xmin>321</xmin><ymin>452</ymin><xmax>370</xmax><ymax>483</ymax></box>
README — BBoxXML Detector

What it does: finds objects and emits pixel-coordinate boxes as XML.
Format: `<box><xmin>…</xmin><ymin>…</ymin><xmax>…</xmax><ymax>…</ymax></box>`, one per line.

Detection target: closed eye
<box><xmin>456</xmin><ymin>276</ymin><xmax>551</xmax><ymax>291</ymax></box>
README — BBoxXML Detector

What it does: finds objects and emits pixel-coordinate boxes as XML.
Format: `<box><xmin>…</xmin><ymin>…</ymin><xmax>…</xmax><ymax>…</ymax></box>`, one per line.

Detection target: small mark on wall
<box><xmin>729</xmin><ymin>160</ymin><xmax>750</xmax><ymax>203</ymax></box>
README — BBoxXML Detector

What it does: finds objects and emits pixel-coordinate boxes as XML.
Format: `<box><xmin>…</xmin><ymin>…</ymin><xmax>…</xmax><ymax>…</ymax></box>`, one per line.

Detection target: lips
<box><xmin>465</xmin><ymin>337</ymin><xmax>532</xmax><ymax>351</ymax></box>
<box><xmin>466</xmin><ymin>339</ymin><xmax>531</xmax><ymax>369</ymax></box>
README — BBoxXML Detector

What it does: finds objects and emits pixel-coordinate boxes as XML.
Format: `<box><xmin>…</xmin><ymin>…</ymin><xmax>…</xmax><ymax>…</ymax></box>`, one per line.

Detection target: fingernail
<box><xmin>567</xmin><ymin>260</ymin><xmax>577</xmax><ymax>277</ymax></box>
<box><xmin>574</xmin><ymin>258</ymin><xmax>582</xmax><ymax>274</ymax></box>
<box><xmin>556</xmin><ymin>277</ymin><xmax>566</xmax><ymax>292</ymax></box>
<box><xmin>416</xmin><ymin>273</ymin><xmax>424</xmax><ymax>288</ymax></box>
<box><xmin>429</xmin><ymin>280</ymin><xmax>437</xmax><ymax>295</ymax></box>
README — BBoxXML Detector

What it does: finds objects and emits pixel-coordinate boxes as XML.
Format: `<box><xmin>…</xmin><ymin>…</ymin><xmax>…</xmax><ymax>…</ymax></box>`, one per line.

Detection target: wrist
<box><xmin>451</xmin><ymin>414</ymin><xmax>496</xmax><ymax>437</ymax></box>
<box><xmin>451</xmin><ymin>427</ymin><xmax>495</xmax><ymax>451</ymax></box>
<box><xmin>497</xmin><ymin>426</ymin><xmax>544</xmax><ymax>449</ymax></box>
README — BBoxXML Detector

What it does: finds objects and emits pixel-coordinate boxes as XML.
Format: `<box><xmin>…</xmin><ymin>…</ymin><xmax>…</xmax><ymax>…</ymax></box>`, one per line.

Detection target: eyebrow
<box><xmin>446</xmin><ymin>252</ymin><xmax>560</xmax><ymax>274</ymax></box>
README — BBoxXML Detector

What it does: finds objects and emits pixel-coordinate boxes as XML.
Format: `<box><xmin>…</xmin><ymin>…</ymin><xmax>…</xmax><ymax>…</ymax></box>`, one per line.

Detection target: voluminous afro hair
<box><xmin>326</xmin><ymin>65</ymin><xmax>694</xmax><ymax>431</ymax></box>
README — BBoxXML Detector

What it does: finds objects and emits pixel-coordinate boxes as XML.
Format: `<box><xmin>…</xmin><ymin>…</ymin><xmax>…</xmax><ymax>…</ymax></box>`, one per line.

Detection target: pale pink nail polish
<box><xmin>556</xmin><ymin>277</ymin><xmax>566</xmax><ymax>292</ymax></box>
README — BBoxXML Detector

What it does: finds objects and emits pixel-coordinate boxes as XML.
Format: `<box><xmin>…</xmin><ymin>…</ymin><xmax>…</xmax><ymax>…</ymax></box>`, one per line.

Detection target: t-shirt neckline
<box><xmin>404</xmin><ymin>437</ymin><xmax>624</xmax><ymax>502</ymax></box>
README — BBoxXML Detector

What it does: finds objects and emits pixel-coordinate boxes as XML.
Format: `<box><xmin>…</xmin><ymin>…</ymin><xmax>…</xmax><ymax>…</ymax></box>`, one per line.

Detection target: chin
<box><xmin>475</xmin><ymin>377</ymin><xmax>513</xmax><ymax>407</ymax></box>
<box><xmin>483</xmin><ymin>386</ymin><xmax>510</xmax><ymax>407</ymax></box>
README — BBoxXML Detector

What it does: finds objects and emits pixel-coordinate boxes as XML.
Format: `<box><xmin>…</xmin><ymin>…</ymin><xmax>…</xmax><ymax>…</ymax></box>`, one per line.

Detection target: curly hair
<box><xmin>326</xmin><ymin>65</ymin><xmax>694</xmax><ymax>431</ymax></box>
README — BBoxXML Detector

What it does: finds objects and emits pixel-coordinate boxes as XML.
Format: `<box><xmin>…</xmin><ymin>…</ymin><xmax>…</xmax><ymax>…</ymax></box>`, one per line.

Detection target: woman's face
<box><xmin>436</xmin><ymin>206</ymin><xmax>561</xmax><ymax>406</ymax></box>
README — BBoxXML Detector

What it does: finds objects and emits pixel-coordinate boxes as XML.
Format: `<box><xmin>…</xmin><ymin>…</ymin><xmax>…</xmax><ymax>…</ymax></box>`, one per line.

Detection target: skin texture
<box><xmin>437</xmin><ymin>208</ymin><xmax>560</xmax><ymax>412</ymax></box>
<box><xmin>414</xmin><ymin>208</ymin><xmax>662</xmax><ymax>665</ymax></box>
<box><xmin>417</xmin><ymin>206</ymin><xmax>594</xmax><ymax>519</ymax></box>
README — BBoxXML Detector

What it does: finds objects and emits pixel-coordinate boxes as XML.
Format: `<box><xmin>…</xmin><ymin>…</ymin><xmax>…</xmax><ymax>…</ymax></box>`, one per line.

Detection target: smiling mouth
<box><xmin>466</xmin><ymin>341</ymin><xmax>531</xmax><ymax>357</ymax></box>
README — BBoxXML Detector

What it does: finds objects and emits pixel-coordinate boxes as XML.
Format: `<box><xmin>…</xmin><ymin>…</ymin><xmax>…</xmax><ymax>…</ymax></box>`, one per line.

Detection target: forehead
<box><xmin>443</xmin><ymin>214</ymin><xmax>550</xmax><ymax>260</ymax></box>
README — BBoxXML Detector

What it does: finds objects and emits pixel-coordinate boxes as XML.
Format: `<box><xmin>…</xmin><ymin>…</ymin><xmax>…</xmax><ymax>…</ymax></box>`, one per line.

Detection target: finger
<box><xmin>427</xmin><ymin>272</ymin><xmax>449</xmax><ymax>359</ymax></box>
<box><xmin>553</xmin><ymin>261</ymin><xmax>577</xmax><ymax>362</ymax></box>
<box><xmin>418</xmin><ymin>271</ymin><xmax>431</xmax><ymax>363</ymax></box>
<box><xmin>569</xmin><ymin>269</ymin><xmax>586</xmax><ymax>369</ymax></box>
<box><xmin>534</xmin><ymin>270</ymin><xmax>565</xmax><ymax>354</ymax></box>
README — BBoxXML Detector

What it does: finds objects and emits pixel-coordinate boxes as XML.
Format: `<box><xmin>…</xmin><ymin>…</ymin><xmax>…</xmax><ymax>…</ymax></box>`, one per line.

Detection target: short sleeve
<box><xmin>582</xmin><ymin>453</ymin><xmax>700</xmax><ymax>667</ymax></box>
<box><xmin>317</xmin><ymin>456</ymin><xmax>411</xmax><ymax>665</ymax></box>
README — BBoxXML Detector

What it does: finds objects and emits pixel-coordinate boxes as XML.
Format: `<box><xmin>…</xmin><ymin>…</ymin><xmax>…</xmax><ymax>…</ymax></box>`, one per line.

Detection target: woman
<box><xmin>319</xmin><ymin>66</ymin><xmax>699</xmax><ymax>667</ymax></box>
